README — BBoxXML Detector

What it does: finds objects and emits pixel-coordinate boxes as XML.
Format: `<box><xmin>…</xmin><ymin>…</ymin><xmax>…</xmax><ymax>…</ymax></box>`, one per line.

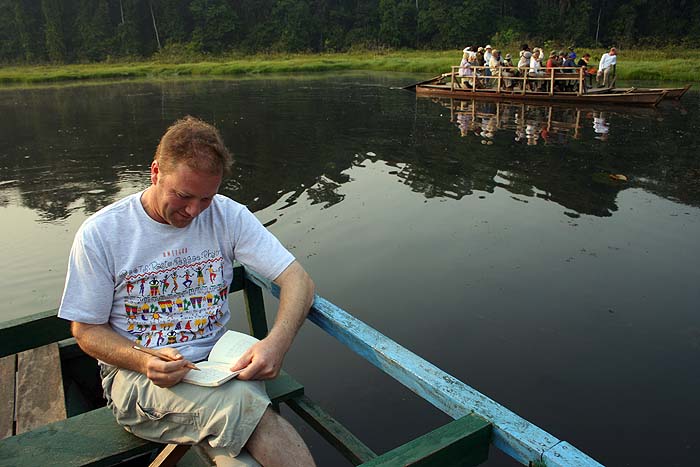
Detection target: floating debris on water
<box><xmin>86</xmin><ymin>189</ymin><xmax>106</xmax><ymax>195</ymax></box>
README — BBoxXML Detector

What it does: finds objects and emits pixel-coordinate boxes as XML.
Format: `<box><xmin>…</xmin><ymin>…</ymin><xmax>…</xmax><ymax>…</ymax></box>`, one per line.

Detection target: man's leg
<box><xmin>245</xmin><ymin>407</ymin><xmax>316</xmax><ymax>467</ymax></box>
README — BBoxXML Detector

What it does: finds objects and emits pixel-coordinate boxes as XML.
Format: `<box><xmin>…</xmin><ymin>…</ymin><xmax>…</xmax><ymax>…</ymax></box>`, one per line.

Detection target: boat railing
<box><xmin>448</xmin><ymin>65</ymin><xmax>589</xmax><ymax>97</ymax></box>
<box><xmin>244</xmin><ymin>267</ymin><xmax>604</xmax><ymax>466</ymax></box>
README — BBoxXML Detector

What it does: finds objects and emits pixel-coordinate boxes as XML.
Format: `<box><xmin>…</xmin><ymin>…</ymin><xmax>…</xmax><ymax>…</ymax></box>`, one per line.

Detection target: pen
<box><xmin>132</xmin><ymin>345</ymin><xmax>200</xmax><ymax>371</ymax></box>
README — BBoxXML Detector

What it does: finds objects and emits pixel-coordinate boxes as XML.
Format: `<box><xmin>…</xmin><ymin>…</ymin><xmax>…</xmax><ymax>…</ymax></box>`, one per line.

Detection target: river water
<box><xmin>1</xmin><ymin>74</ymin><xmax>698</xmax><ymax>466</ymax></box>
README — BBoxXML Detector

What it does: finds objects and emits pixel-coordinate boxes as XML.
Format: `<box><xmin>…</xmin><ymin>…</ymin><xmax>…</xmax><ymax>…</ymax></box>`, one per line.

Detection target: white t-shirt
<box><xmin>599</xmin><ymin>53</ymin><xmax>617</xmax><ymax>71</ymax></box>
<box><xmin>58</xmin><ymin>192</ymin><xmax>294</xmax><ymax>362</ymax></box>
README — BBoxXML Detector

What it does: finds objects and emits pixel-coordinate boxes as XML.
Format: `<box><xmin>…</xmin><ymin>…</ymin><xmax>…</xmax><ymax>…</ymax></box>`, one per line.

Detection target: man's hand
<box><xmin>230</xmin><ymin>337</ymin><xmax>287</xmax><ymax>380</ymax></box>
<box><xmin>143</xmin><ymin>346</ymin><xmax>193</xmax><ymax>388</ymax></box>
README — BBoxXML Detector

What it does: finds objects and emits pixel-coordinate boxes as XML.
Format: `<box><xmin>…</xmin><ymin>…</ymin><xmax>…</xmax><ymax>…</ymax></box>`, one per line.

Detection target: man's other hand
<box><xmin>230</xmin><ymin>337</ymin><xmax>286</xmax><ymax>380</ymax></box>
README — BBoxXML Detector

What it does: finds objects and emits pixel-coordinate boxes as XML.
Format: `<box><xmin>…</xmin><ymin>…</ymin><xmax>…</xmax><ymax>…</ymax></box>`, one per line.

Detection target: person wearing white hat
<box><xmin>483</xmin><ymin>45</ymin><xmax>493</xmax><ymax>85</ymax></box>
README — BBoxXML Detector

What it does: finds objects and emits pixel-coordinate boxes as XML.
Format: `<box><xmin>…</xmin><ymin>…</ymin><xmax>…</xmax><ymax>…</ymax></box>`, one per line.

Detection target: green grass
<box><xmin>0</xmin><ymin>49</ymin><xmax>697</xmax><ymax>85</ymax></box>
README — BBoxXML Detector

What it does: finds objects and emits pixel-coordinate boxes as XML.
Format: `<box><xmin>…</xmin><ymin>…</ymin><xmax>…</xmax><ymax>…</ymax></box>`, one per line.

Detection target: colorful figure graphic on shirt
<box><xmin>175</xmin><ymin>297</ymin><xmax>183</xmax><ymax>311</ymax></box>
<box><xmin>167</xmin><ymin>331</ymin><xmax>176</xmax><ymax>344</ymax></box>
<box><xmin>196</xmin><ymin>266</ymin><xmax>205</xmax><ymax>286</ymax></box>
<box><xmin>126</xmin><ymin>280</ymin><xmax>134</xmax><ymax>295</ymax></box>
<box><xmin>149</xmin><ymin>278</ymin><xmax>160</xmax><ymax>296</ymax></box>
<box><xmin>208</xmin><ymin>264</ymin><xmax>217</xmax><ymax>283</ymax></box>
<box><xmin>139</xmin><ymin>278</ymin><xmax>147</xmax><ymax>296</ymax></box>
<box><xmin>140</xmin><ymin>303</ymin><xmax>150</xmax><ymax>318</ymax></box>
<box><xmin>171</xmin><ymin>272</ymin><xmax>179</xmax><ymax>294</ymax></box>
<box><xmin>206</xmin><ymin>292</ymin><xmax>214</xmax><ymax>306</ymax></box>
<box><xmin>161</xmin><ymin>274</ymin><xmax>170</xmax><ymax>293</ymax></box>
<box><xmin>183</xmin><ymin>270</ymin><xmax>193</xmax><ymax>288</ymax></box>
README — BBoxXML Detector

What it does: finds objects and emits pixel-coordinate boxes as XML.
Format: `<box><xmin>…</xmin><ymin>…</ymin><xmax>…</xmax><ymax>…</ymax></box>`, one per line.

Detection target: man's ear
<box><xmin>150</xmin><ymin>160</ymin><xmax>160</xmax><ymax>185</ymax></box>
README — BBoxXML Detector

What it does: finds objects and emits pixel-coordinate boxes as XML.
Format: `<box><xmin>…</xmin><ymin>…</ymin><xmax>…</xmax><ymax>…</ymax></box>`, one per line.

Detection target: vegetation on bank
<box><xmin>1</xmin><ymin>49</ymin><xmax>698</xmax><ymax>86</ymax></box>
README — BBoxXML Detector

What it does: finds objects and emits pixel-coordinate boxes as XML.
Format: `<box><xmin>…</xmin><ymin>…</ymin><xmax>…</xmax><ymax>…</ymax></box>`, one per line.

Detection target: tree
<box><xmin>189</xmin><ymin>0</ymin><xmax>238</xmax><ymax>53</ymax></box>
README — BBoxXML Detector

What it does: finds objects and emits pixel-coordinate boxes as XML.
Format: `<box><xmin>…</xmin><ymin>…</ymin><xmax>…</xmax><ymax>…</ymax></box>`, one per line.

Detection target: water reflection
<box><xmin>437</xmin><ymin>97</ymin><xmax>660</xmax><ymax>145</ymax></box>
<box><xmin>1</xmin><ymin>78</ymin><xmax>699</xmax><ymax>226</ymax></box>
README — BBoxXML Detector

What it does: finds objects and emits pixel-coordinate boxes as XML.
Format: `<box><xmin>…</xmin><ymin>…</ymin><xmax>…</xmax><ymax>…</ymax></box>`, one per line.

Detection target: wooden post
<box><xmin>497</xmin><ymin>71</ymin><xmax>502</xmax><ymax>94</ymax></box>
<box><xmin>451</xmin><ymin>67</ymin><xmax>455</xmax><ymax>92</ymax></box>
<box><xmin>578</xmin><ymin>67</ymin><xmax>584</xmax><ymax>96</ymax></box>
<box><xmin>522</xmin><ymin>73</ymin><xmax>527</xmax><ymax>95</ymax></box>
<box><xmin>549</xmin><ymin>69</ymin><xmax>555</xmax><ymax>96</ymax></box>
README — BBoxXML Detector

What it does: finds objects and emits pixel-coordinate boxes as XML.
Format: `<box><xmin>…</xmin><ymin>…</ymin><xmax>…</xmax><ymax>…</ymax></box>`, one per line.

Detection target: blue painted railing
<box><xmin>246</xmin><ymin>269</ymin><xmax>604</xmax><ymax>467</ymax></box>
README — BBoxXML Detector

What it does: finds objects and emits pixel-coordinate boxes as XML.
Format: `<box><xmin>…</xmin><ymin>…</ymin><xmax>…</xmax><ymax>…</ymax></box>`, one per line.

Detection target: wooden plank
<box><xmin>149</xmin><ymin>443</ymin><xmax>191</xmax><ymax>467</ymax></box>
<box><xmin>245</xmin><ymin>270</ymin><xmax>605</xmax><ymax>467</ymax></box>
<box><xmin>15</xmin><ymin>343</ymin><xmax>67</xmax><ymax>434</ymax></box>
<box><xmin>286</xmin><ymin>394</ymin><xmax>377</xmax><ymax>465</ymax></box>
<box><xmin>0</xmin><ymin>310</ymin><xmax>71</xmax><ymax>358</ymax></box>
<box><xmin>359</xmin><ymin>414</ymin><xmax>491</xmax><ymax>467</ymax></box>
<box><xmin>0</xmin><ymin>406</ymin><xmax>159</xmax><ymax>467</ymax></box>
<box><xmin>0</xmin><ymin>354</ymin><xmax>16</xmax><ymax>439</ymax></box>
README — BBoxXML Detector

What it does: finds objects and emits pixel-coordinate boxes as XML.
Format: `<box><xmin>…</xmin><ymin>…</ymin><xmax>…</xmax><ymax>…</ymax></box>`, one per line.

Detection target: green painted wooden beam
<box><xmin>243</xmin><ymin>276</ymin><xmax>269</xmax><ymax>340</ymax></box>
<box><xmin>0</xmin><ymin>406</ymin><xmax>159</xmax><ymax>467</ymax></box>
<box><xmin>0</xmin><ymin>310</ymin><xmax>70</xmax><ymax>358</ymax></box>
<box><xmin>286</xmin><ymin>394</ymin><xmax>377</xmax><ymax>465</ymax></box>
<box><xmin>358</xmin><ymin>414</ymin><xmax>492</xmax><ymax>467</ymax></box>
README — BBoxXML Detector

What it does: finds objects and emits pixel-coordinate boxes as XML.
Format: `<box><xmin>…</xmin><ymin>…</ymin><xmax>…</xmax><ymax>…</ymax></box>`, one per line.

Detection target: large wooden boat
<box><xmin>405</xmin><ymin>66</ymin><xmax>668</xmax><ymax>106</ymax></box>
<box><xmin>0</xmin><ymin>266</ymin><xmax>605</xmax><ymax>466</ymax></box>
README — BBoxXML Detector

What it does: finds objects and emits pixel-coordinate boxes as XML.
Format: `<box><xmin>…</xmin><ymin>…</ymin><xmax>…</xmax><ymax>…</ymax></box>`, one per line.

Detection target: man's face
<box><xmin>148</xmin><ymin>160</ymin><xmax>222</xmax><ymax>228</ymax></box>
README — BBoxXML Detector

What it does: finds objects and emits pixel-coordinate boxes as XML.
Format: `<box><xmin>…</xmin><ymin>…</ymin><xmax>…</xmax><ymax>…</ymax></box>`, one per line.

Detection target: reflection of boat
<box><xmin>405</xmin><ymin>67</ymin><xmax>668</xmax><ymax>106</ymax></box>
<box><xmin>441</xmin><ymin>97</ymin><xmax>645</xmax><ymax>145</ymax></box>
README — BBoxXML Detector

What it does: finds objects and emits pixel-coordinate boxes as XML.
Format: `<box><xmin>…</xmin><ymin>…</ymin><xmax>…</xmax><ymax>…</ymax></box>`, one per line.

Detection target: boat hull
<box><xmin>414</xmin><ymin>84</ymin><xmax>665</xmax><ymax>106</ymax></box>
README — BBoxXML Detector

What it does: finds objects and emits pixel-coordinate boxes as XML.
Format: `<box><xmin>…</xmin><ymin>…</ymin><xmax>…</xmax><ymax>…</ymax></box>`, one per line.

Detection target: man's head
<box><xmin>145</xmin><ymin>116</ymin><xmax>232</xmax><ymax>228</ymax></box>
<box><xmin>154</xmin><ymin>116</ymin><xmax>233</xmax><ymax>178</ymax></box>
<box><xmin>610</xmin><ymin>47</ymin><xmax>617</xmax><ymax>55</ymax></box>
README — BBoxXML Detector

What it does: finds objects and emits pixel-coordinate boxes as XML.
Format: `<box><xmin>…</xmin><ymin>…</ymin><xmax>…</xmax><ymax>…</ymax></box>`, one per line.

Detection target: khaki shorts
<box><xmin>101</xmin><ymin>365</ymin><xmax>270</xmax><ymax>455</ymax></box>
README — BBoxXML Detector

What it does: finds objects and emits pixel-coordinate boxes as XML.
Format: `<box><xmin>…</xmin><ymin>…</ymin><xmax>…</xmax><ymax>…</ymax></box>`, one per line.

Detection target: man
<box><xmin>597</xmin><ymin>47</ymin><xmax>617</xmax><ymax>87</ymax></box>
<box><xmin>58</xmin><ymin>116</ymin><xmax>316</xmax><ymax>467</ymax></box>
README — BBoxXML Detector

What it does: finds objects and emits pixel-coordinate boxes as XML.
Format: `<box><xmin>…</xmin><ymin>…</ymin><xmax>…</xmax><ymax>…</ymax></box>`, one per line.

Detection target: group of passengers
<box><xmin>457</xmin><ymin>44</ymin><xmax>617</xmax><ymax>92</ymax></box>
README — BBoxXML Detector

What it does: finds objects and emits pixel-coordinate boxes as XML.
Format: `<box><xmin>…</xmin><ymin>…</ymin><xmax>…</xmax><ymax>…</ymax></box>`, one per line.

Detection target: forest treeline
<box><xmin>2</xmin><ymin>0</ymin><xmax>700</xmax><ymax>64</ymax></box>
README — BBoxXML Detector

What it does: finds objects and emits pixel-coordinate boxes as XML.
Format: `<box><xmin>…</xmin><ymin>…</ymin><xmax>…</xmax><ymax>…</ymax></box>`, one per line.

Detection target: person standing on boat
<box><xmin>597</xmin><ymin>47</ymin><xmax>617</xmax><ymax>87</ymax></box>
<box><xmin>58</xmin><ymin>116</ymin><xmax>316</xmax><ymax>467</ymax></box>
<box><xmin>529</xmin><ymin>50</ymin><xmax>545</xmax><ymax>91</ymax></box>
<box><xmin>459</xmin><ymin>49</ymin><xmax>475</xmax><ymax>88</ymax></box>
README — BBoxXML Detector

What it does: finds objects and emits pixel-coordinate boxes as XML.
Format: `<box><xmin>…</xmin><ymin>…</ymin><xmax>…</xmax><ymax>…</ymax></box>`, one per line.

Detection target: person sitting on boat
<box><xmin>577</xmin><ymin>53</ymin><xmax>595</xmax><ymax>88</ymax></box>
<box><xmin>502</xmin><ymin>53</ymin><xmax>515</xmax><ymax>89</ymax></box>
<box><xmin>597</xmin><ymin>47</ymin><xmax>617</xmax><ymax>88</ymax></box>
<box><xmin>568</xmin><ymin>46</ymin><xmax>577</xmax><ymax>60</ymax></box>
<box><xmin>488</xmin><ymin>49</ymin><xmax>503</xmax><ymax>88</ymax></box>
<box><xmin>58</xmin><ymin>116</ymin><xmax>317</xmax><ymax>467</ymax></box>
<box><xmin>561</xmin><ymin>53</ymin><xmax>579</xmax><ymax>91</ymax></box>
<box><xmin>517</xmin><ymin>51</ymin><xmax>531</xmax><ymax>89</ymax></box>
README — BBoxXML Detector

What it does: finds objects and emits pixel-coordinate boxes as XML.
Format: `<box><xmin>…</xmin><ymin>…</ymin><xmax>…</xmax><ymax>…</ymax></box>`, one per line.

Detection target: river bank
<box><xmin>1</xmin><ymin>49</ymin><xmax>698</xmax><ymax>85</ymax></box>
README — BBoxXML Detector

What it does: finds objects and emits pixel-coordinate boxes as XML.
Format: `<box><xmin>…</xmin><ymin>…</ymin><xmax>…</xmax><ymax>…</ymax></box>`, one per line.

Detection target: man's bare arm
<box><xmin>233</xmin><ymin>261</ymin><xmax>315</xmax><ymax>380</ymax></box>
<box><xmin>71</xmin><ymin>322</ymin><xmax>192</xmax><ymax>388</ymax></box>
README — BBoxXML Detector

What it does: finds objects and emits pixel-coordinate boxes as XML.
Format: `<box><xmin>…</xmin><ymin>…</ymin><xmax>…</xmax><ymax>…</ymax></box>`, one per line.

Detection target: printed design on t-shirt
<box><xmin>120</xmin><ymin>248</ymin><xmax>228</xmax><ymax>348</ymax></box>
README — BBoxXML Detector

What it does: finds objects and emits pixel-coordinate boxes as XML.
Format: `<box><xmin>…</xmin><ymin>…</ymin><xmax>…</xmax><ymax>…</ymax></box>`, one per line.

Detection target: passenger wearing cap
<box><xmin>517</xmin><ymin>50</ymin><xmax>532</xmax><ymax>88</ymax></box>
<box><xmin>502</xmin><ymin>53</ymin><xmax>515</xmax><ymax>89</ymax></box>
<box><xmin>597</xmin><ymin>47</ymin><xmax>617</xmax><ymax>87</ymax></box>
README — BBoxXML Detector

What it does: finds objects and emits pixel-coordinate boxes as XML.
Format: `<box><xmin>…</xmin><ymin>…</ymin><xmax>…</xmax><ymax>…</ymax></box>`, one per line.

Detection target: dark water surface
<box><xmin>1</xmin><ymin>74</ymin><xmax>699</xmax><ymax>466</ymax></box>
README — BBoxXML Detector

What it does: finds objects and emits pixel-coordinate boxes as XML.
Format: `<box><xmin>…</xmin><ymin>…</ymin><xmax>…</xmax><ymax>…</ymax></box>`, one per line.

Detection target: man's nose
<box><xmin>185</xmin><ymin>201</ymin><xmax>201</xmax><ymax>217</ymax></box>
